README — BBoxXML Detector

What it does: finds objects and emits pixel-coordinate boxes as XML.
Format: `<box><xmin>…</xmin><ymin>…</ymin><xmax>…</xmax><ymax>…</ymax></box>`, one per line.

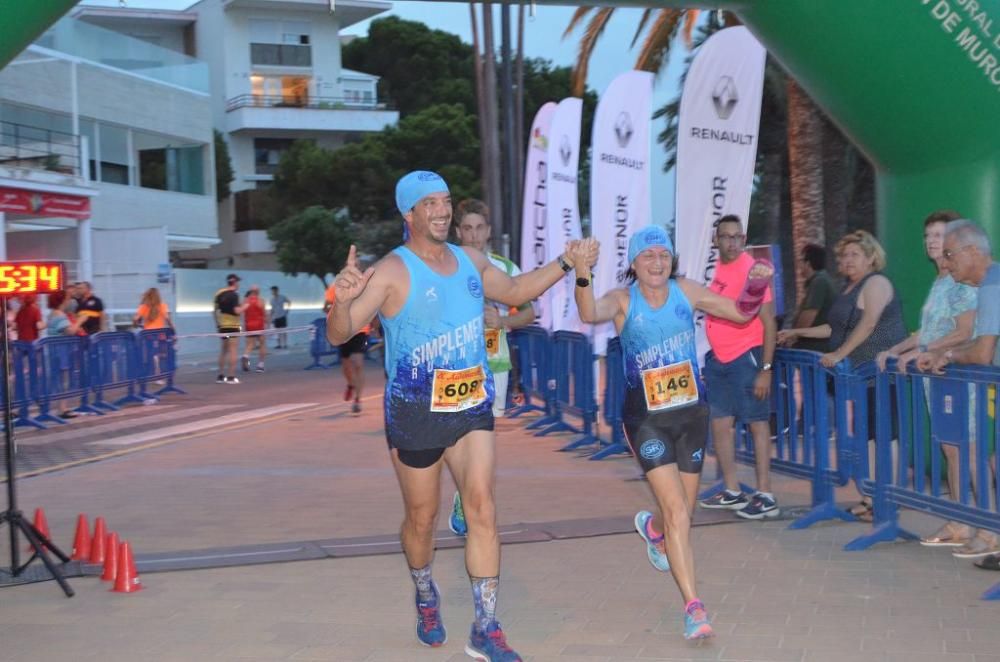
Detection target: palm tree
<box><xmin>470</xmin><ymin>2</ymin><xmax>503</xmax><ymax>226</ymax></box>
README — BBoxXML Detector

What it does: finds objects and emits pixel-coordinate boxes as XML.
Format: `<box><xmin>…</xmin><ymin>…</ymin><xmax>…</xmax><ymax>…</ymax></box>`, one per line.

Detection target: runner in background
<box><xmin>448</xmin><ymin>199</ymin><xmax>535</xmax><ymax>537</ymax></box>
<box><xmin>269</xmin><ymin>285</ymin><xmax>291</xmax><ymax>349</ymax></box>
<box><xmin>326</xmin><ymin>283</ymin><xmax>369</xmax><ymax>415</ymax></box>
<box><xmin>242</xmin><ymin>285</ymin><xmax>267</xmax><ymax>373</ymax></box>
<box><xmin>214</xmin><ymin>273</ymin><xmax>246</xmax><ymax>384</ymax></box>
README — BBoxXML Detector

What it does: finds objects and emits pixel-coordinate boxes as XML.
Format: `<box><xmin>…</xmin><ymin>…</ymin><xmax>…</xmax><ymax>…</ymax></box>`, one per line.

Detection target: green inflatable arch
<box><xmin>5</xmin><ymin>0</ymin><xmax>1000</xmax><ymax>323</ymax></box>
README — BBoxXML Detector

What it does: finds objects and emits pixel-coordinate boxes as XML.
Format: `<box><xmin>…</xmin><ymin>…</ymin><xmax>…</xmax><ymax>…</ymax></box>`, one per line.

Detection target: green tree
<box><xmin>214</xmin><ymin>130</ymin><xmax>234</xmax><ymax>202</ymax></box>
<box><xmin>342</xmin><ymin>17</ymin><xmax>476</xmax><ymax>116</ymax></box>
<box><xmin>267</xmin><ymin>206</ymin><xmax>352</xmax><ymax>286</ymax></box>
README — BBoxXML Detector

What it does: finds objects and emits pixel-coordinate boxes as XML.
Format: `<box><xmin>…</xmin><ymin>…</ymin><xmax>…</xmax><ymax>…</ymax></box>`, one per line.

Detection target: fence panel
<box><xmin>36</xmin><ymin>335</ymin><xmax>101</xmax><ymax>423</ymax></box>
<box><xmin>135</xmin><ymin>328</ymin><xmax>184</xmax><ymax>399</ymax></box>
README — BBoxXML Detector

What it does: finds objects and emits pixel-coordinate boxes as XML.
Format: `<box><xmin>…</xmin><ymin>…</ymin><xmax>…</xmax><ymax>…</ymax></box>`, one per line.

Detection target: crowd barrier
<box><xmin>305</xmin><ymin>317</ymin><xmax>381</xmax><ymax>370</ymax></box>
<box><xmin>542</xmin><ymin>331</ymin><xmax>598</xmax><ymax>450</ymax></box>
<box><xmin>587</xmin><ymin>337</ymin><xmax>630</xmax><ymax>460</ymax></box>
<box><xmin>507</xmin><ymin>326</ymin><xmax>555</xmax><ymax>421</ymax></box>
<box><xmin>4</xmin><ymin>329</ymin><xmax>183</xmax><ymax>430</ymax></box>
<box><xmin>843</xmin><ymin>358</ymin><xmax>1000</xmax><ymax>599</ymax></box>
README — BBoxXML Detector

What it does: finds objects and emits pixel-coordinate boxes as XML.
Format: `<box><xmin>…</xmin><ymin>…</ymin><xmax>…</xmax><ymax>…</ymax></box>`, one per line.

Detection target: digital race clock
<box><xmin>0</xmin><ymin>262</ymin><xmax>65</xmax><ymax>295</ymax></box>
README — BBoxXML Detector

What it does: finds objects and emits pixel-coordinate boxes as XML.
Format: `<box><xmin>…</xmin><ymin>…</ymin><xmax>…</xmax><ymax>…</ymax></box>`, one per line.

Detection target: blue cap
<box><xmin>628</xmin><ymin>225</ymin><xmax>674</xmax><ymax>264</ymax></box>
<box><xmin>395</xmin><ymin>170</ymin><xmax>449</xmax><ymax>216</ymax></box>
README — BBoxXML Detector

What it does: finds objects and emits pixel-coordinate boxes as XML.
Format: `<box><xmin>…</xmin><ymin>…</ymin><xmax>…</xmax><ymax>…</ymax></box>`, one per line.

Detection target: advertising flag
<box><xmin>675</xmin><ymin>26</ymin><xmax>766</xmax><ymax>361</ymax></box>
<box><xmin>589</xmin><ymin>70</ymin><xmax>654</xmax><ymax>353</ymax></box>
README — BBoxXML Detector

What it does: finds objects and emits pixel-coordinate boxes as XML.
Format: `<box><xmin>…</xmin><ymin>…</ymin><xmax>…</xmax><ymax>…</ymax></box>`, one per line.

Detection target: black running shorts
<box><xmin>339</xmin><ymin>332</ymin><xmax>368</xmax><ymax>358</ymax></box>
<box><xmin>623</xmin><ymin>388</ymin><xmax>708</xmax><ymax>475</ymax></box>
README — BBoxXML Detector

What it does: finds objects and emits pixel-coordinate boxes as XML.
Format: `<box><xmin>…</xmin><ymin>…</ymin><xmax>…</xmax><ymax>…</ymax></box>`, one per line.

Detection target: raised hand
<box><xmin>334</xmin><ymin>245</ymin><xmax>374</xmax><ymax>304</ymax></box>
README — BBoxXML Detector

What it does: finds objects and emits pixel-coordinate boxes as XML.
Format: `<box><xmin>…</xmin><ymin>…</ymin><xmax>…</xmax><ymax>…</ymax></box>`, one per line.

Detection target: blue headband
<box><xmin>395</xmin><ymin>170</ymin><xmax>449</xmax><ymax>216</ymax></box>
<box><xmin>628</xmin><ymin>225</ymin><xmax>674</xmax><ymax>264</ymax></box>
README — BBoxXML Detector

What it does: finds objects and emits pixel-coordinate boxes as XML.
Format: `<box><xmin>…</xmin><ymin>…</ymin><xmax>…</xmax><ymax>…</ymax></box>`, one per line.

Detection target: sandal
<box><xmin>920</xmin><ymin>524</ymin><xmax>971</xmax><ymax>548</ymax></box>
<box><xmin>952</xmin><ymin>536</ymin><xmax>1000</xmax><ymax>559</ymax></box>
<box><xmin>975</xmin><ymin>554</ymin><xmax>1000</xmax><ymax>571</ymax></box>
<box><xmin>846</xmin><ymin>501</ymin><xmax>873</xmax><ymax>523</ymax></box>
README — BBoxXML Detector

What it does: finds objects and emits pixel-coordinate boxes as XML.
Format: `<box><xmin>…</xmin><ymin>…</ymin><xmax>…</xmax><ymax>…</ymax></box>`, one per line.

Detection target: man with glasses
<box><xmin>698</xmin><ymin>215</ymin><xmax>779</xmax><ymax>519</ymax></box>
<box><xmin>918</xmin><ymin>219</ymin><xmax>1000</xmax><ymax>566</ymax></box>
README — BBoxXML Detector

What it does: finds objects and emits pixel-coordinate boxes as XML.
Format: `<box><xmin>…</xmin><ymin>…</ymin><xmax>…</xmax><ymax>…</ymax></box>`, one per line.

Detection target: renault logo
<box><xmin>711</xmin><ymin>75</ymin><xmax>738</xmax><ymax>120</ymax></box>
<box><xmin>614</xmin><ymin>111</ymin><xmax>633</xmax><ymax>148</ymax></box>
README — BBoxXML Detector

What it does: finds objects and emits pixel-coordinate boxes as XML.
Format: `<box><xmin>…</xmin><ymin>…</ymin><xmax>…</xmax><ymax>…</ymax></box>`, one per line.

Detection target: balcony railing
<box><xmin>250</xmin><ymin>43</ymin><xmax>312</xmax><ymax>67</ymax></box>
<box><xmin>225</xmin><ymin>94</ymin><xmax>393</xmax><ymax>113</ymax></box>
<box><xmin>0</xmin><ymin>120</ymin><xmax>81</xmax><ymax>177</ymax></box>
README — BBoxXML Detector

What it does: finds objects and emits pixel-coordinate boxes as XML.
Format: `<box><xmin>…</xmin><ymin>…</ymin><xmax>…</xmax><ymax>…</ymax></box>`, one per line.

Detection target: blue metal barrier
<box><xmin>506</xmin><ymin>326</ymin><xmax>555</xmax><ymax>423</ymax></box>
<box><xmin>770</xmin><ymin>349</ymin><xmax>854</xmax><ymax>528</ymax></box>
<box><xmin>305</xmin><ymin>318</ymin><xmax>341</xmax><ymax>370</ymax></box>
<box><xmin>90</xmin><ymin>332</ymin><xmax>143</xmax><ymax>410</ymax></box>
<box><xmin>844</xmin><ymin>361</ymin><xmax>999</xmax><ymax>560</ymax></box>
<box><xmin>3</xmin><ymin>341</ymin><xmax>45</xmax><ymax>430</ymax></box>
<box><xmin>35</xmin><ymin>335</ymin><xmax>101</xmax><ymax>423</ymax></box>
<box><xmin>533</xmin><ymin>331</ymin><xmax>598</xmax><ymax>449</ymax></box>
<box><xmin>588</xmin><ymin>336</ymin><xmax>631</xmax><ymax>460</ymax></box>
<box><xmin>136</xmin><ymin>328</ymin><xmax>185</xmax><ymax>399</ymax></box>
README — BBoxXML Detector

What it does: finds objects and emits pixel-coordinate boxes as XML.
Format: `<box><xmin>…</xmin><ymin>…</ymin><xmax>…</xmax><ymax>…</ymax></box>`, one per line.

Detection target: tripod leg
<box><xmin>23</xmin><ymin>519</ymin><xmax>71</xmax><ymax>563</ymax></box>
<box><xmin>17</xmin><ymin>519</ymin><xmax>74</xmax><ymax>598</ymax></box>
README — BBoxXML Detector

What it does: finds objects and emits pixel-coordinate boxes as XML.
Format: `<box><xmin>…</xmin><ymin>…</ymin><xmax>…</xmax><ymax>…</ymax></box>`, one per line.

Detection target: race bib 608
<box><xmin>430</xmin><ymin>365</ymin><xmax>488</xmax><ymax>412</ymax></box>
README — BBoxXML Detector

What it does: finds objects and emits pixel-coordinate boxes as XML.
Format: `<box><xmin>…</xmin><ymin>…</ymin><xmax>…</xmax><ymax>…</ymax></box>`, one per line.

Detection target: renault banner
<box><xmin>590</xmin><ymin>70</ymin><xmax>654</xmax><ymax>353</ymax></box>
<box><xmin>520</xmin><ymin>101</ymin><xmax>558</xmax><ymax>330</ymax></box>
<box><xmin>675</xmin><ymin>26</ymin><xmax>766</xmax><ymax>361</ymax></box>
<box><xmin>545</xmin><ymin>97</ymin><xmax>583</xmax><ymax>333</ymax></box>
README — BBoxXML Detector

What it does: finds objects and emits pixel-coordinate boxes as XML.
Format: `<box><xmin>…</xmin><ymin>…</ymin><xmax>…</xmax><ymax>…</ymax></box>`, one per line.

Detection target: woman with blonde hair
<box><xmin>779</xmin><ymin>229</ymin><xmax>907</xmax><ymax>520</ymax></box>
<box><xmin>133</xmin><ymin>287</ymin><xmax>172</xmax><ymax>330</ymax></box>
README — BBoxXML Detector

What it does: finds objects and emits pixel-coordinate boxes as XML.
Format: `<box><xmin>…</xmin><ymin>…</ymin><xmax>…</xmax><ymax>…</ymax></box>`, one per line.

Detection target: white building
<box><xmin>0</xmin><ymin>16</ymin><xmax>217</xmax><ymax>321</ymax></box>
<box><xmin>75</xmin><ymin>0</ymin><xmax>399</xmax><ymax>271</ymax></box>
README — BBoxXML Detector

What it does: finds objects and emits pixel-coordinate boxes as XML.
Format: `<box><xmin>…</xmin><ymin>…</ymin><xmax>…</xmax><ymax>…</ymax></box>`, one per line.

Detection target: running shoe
<box><xmin>216</xmin><ymin>374</ymin><xmax>225</xmax><ymax>384</ymax></box>
<box><xmin>465</xmin><ymin>621</ymin><xmax>522</xmax><ymax>661</ymax></box>
<box><xmin>698</xmin><ymin>489</ymin><xmax>749</xmax><ymax>510</ymax></box>
<box><xmin>241</xmin><ymin>355</ymin><xmax>250</xmax><ymax>372</ymax></box>
<box><xmin>225</xmin><ymin>376</ymin><xmax>240</xmax><ymax>384</ymax></box>
<box><xmin>255</xmin><ymin>364</ymin><xmax>265</xmax><ymax>373</ymax></box>
<box><xmin>351</xmin><ymin>401</ymin><xmax>361</xmax><ymax>415</ymax></box>
<box><xmin>344</xmin><ymin>385</ymin><xmax>354</xmax><ymax>402</ymax></box>
<box><xmin>683</xmin><ymin>600</ymin><xmax>714</xmax><ymax>640</ymax></box>
<box><xmin>449</xmin><ymin>491</ymin><xmax>468</xmax><ymax>536</ymax></box>
<box><xmin>633</xmin><ymin>510</ymin><xmax>669</xmax><ymax>572</ymax></box>
<box><xmin>736</xmin><ymin>493</ymin><xmax>780</xmax><ymax>520</ymax></box>
<box><xmin>415</xmin><ymin>581</ymin><xmax>447</xmax><ymax>647</ymax></box>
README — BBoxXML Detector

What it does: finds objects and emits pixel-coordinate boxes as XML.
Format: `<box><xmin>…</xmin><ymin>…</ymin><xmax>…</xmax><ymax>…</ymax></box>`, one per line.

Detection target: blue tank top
<box><xmin>620</xmin><ymin>281</ymin><xmax>702</xmax><ymax>409</ymax></box>
<box><xmin>379</xmin><ymin>244</ymin><xmax>494</xmax><ymax>415</ymax></box>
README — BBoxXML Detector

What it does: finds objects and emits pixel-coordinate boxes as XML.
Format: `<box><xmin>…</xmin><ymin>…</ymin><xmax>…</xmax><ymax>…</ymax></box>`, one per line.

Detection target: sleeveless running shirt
<box><xmin>379</xmin><ymin>244</ymin><xmax>495</xmax><ymax>451</ymax></box>
<box><xmin>620</xmin><ymin>281</ymin><xmax>702</xmax><ymax>417</ymax></box>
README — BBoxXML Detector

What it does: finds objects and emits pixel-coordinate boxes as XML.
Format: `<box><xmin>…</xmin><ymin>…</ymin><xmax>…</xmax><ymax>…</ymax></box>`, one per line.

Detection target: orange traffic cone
<box><xmin>70</xmin><ymin>514</ymin><xmax>90</xmax><ymax>561</ymax></box>
<box><xmin>88</xmin><ymin>517</ymin><xmax>107</xmax><ymax>564</ymax></box>
<box><xmin>111</xmin><ymin>540</ymin><xmax>142</xmax><ymax>593</ymax></box>
<box><xmin>100</xmin><ymin>532</ymin><xmax>119</xmax><ymax>582</ymax></box>
<box><xmin>26</xmin><ymin>508</ymin><xmax>51</xmax><ymax>553</ymax></box>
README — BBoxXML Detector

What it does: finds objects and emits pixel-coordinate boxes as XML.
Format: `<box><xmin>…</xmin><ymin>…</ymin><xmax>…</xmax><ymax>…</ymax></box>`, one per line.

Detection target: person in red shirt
<box><xmin>241</xmin><ymin>285</ymin><xmax>267</xmax><ymax>372</ymax></box>
<box><xmin>15</xmin><ymin>294</ymin><xmax>44</xmax><ymax>342</ymax></box>
<box><xmin>698</xmin><ymin>215</ymin><xmax>779</xmax><ymax>520</ymax></box>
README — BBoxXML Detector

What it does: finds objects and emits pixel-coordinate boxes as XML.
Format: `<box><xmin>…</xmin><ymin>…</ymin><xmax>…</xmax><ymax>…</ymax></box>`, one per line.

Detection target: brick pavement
<box><xmin>0</xmin><ymin>350</ymin><xmax>998</xmax><ymax>661</ymax></box>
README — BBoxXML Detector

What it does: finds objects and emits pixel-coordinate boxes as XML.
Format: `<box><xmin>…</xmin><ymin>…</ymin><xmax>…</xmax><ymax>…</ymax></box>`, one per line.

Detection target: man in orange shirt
<box><xmin>326</xmin><ymin>283</ymin><xmax>370</xmax><ymax>415</ymax></box>
<box><xmin>698</xmin><ymin>215</ymin><xmax>779</xmax><ymax>519</ymax></box>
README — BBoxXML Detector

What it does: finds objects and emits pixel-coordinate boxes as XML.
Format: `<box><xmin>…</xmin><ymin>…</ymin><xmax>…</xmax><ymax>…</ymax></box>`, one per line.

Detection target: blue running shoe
<box><xmin>634</xmin><ymin>510</ymin><xmax>669</xmax><ymax>572</ymax></box>
<box><xmin>465</xmin><ymin>621</ymin><xmax>522</xmax><ymax>661</ymax></box>
<box><xmin>415</xmin><ymin>581</ymin><xmax>447</xmax><ymax>647</ymax></box>
<box><xmin>449</xmin><ymin>491</ymin><xmax>468</xmax><ymax>536</ymax></box>
<box><xmin>736</xmin><ymin>492</ymin><xmax>780</xmax><ymax>520</ymax></box>
<box><xmin>683</xmin><ymin>600</ymin><xmax>714</xmax><ymax>640</ymax></box>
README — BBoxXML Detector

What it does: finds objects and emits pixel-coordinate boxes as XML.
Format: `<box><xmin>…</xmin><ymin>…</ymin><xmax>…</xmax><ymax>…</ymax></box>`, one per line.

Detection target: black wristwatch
<box><xmin>575</xmin><ymin>275</ymin><xmax>591</xmax><ymax>288</ymax></box>
<box><xmin>557</xmin><ymin>255</ymin><xmax>572</xmax><ymax>272</ymax></box>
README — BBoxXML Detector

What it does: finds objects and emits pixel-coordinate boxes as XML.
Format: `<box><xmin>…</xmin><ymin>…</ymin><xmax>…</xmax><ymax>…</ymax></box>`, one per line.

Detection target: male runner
<box><xmin>448</xmin><ymin>199</ymin><xmax>535</xmax><ymax>537</ymax></box>
<box><xmin>329</xmin><ymin>170</ymin><xmax>591</xmax><ymax>661</ymax></box>
<box><xmin>214</xmin><ymin>273</ymin><xmax>246</xmax><ymax>384</ymax></box>
<box><xmin>573</xmin><ymin>225</ymin><xmax>771</xmax><ymax>640</ymax></box>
